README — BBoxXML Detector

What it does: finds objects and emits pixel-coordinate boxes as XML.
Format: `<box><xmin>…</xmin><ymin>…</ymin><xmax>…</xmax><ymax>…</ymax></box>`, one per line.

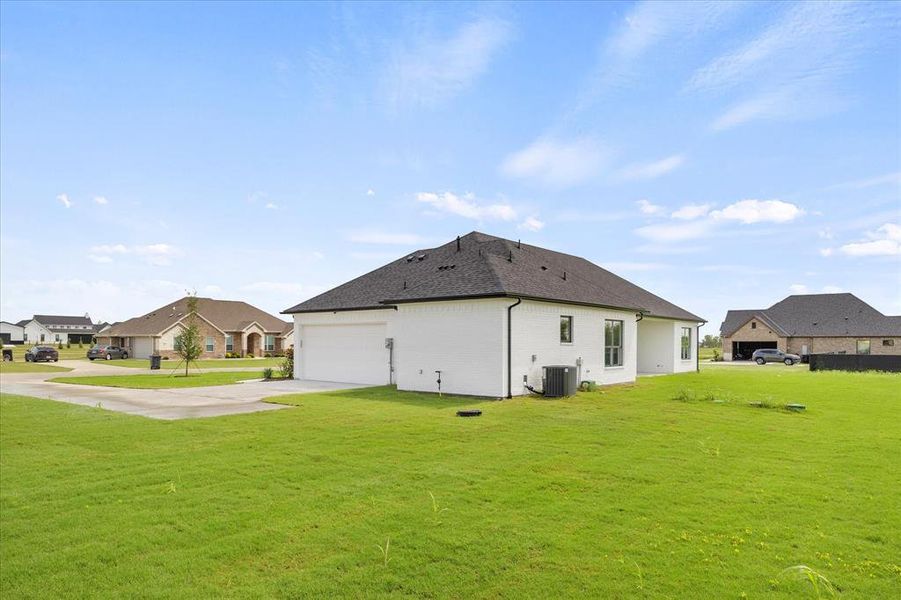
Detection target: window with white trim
<box><xmin>205</xmin><ymin>336</ymin><xmax>214</xmax><ymax>352</ymax></box>
<box><xmin>226</xmin><ymin>335</ymin><xmax>234</xmax><ymax>352</ymax></box>
<box><xmin>264</xmin><ymin>335</ymin><xmax>275</xmax><ymax>352</ymax></box>
<box><xmin>605</xmin><ymin>320</ymin><xmax>623</xmax><ymax>367</ymax></box>
<box><xmin>681</xmin><ymin>327</ymin><xmax>692</xmax><ymax>360</ymax></box>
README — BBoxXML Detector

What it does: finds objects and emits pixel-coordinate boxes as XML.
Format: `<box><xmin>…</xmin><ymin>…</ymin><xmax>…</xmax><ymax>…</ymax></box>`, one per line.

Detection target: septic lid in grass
<box><xmin>786</xmin><ymin>404</ymin><xmax>806</xmax><ymax>411</ymax></box>
<box><xmin>456</xmin><ymin>409</ymin><xmax>482</xmax><ymax>417</ymax></box>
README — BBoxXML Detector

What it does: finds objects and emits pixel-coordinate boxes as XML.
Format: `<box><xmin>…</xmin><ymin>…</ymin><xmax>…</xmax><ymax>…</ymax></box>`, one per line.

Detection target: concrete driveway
<box><xmin>0</xmin><ymin>360</ymin><xmax>369</xmax><ymax>420</ymax></box>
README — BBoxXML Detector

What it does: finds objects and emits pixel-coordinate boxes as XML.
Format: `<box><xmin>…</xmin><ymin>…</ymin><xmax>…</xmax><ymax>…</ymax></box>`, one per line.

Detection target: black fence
<box><xmin>809</xmin><ymin>354</ymin><xmax>901</xmax><ymax>373</ymax></box>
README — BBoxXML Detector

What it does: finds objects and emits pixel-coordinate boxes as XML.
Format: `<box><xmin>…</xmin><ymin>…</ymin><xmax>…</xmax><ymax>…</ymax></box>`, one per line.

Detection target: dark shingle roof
<box><xmin>33</xmin><ymin>314</ymin><xmax>93</xmax><ymax>326</ymax></box>
<box><xmin>284</xmin><ymin>232</ymin><xmax>703</xmax><ymax>321</ymax></box>
<box><xmin>720</xmin><ymin>293</ymin><xmax>901</xmax><ymax>337</ymax></box>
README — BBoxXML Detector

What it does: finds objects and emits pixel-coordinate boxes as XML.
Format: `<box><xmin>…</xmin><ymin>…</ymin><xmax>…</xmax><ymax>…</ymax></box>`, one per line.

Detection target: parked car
<box><xmin>25</xmin><ymin>345</ymin><xmax>59</xmax><ymax>362</ymax></box>
<box><xmin>752</xmin><ymin>348</ymin><xmax>800</xmax><ymax>365</ymax></box>
<box><xmin>87</xmin><ymin>345</ymin><xmax>129</xmax><ymax>361</ymax></box>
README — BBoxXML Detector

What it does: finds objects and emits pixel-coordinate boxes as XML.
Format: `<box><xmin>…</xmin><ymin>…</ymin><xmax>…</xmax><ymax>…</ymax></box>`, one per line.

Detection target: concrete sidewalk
<box><xmin>1</xmin><ymin>361</ymin><xmax>369</xmax><ymax>419</ymax></box>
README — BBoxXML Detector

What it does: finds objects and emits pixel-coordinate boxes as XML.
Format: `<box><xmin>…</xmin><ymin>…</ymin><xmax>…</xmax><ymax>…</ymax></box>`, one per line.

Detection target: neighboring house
<box><xmin>0</xmin><ymin>321</ymin><xmax>25</xmax><ymax>345</ymax></box>
<box><xmin>284</xmin><ymin>232</ymin><xmax>704</xmax><ymax>398</ymax></box>
<box><xmin>96</xmin><ymin>297</ymin><xmax>291</xmax><ymax>359</ymax></box>
<box><xmin>720</xmin><ymin>293</ymin><xmax>901</xmax><ymax>360</ymax></box>
<box><xmin>15</xmin><ymin>314</ymin><xmax>98</xmax><ymax>345</ymax></box>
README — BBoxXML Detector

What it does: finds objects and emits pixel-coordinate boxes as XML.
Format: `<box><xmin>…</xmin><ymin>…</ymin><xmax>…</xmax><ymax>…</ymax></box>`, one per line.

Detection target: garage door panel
<box><xmin>303</xmin><ymin>324</ymin><xmax>388</xmax><ymax>384</ymax></box>
<box><xmin>131</xmin><ymin>337</ymin><xmax>154</xmax><ymax>359</ymax></box>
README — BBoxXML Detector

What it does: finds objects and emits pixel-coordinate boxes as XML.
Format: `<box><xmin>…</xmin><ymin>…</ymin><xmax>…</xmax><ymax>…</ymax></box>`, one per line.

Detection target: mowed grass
<box><xmin>48</xmin><ymin>371</ymin><xmax>262</xmax><ymax>389</ymax></box>
<box><xmin>5</xmin><ymin>344</ymin><xmax>91</xmax><ymax>361</ymax></box>
<box><xmin>0</xmin><ymin>361</ymin><xmax>72</xmax><ymax>374</ymax></box>
<box><xmin>2</xmin><ymin>369</ymin><xmax>899</xmax><ymax>598</ymax></box>
<box><xmin>90</xmin><ymin>357</ymin><xmax>284</xmax><ymax>369</ymax></box>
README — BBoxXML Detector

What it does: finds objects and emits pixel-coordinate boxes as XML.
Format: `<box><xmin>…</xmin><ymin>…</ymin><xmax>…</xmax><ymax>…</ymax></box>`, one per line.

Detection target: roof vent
<box><xmin>563</xmin><ymin>271</ymin><xmax>567</xmax><ymax>281</ymax></box>
<box><xmin>417</xmin><ymin>254</ymin><xmax>427</xmax><ymax>261</ymax></box>
<box><xmin>437</xmin><ymin>265</ymin><xmax>457</xmax><ymax>271</ymax></box>
<box><xmin>540</xmin><ymin>266</ymin><xmax>547</xmax><ymax>271</ymax></box>
<box><xmin>406</xmin><ymin>255</ymin><xmax>415</xmax><ymax>262</ymax></box>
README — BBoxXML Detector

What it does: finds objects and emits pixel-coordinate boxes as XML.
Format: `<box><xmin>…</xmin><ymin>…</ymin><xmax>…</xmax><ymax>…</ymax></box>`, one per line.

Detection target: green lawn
<box><xmin>48</xmin><ymin>371</ymin><xmax>263</xmax><ymax>389</ymax></box>
<box><xmin>699</xmin><ymin>346</ymin><xmax>720</xmax><ymax>361</ymax></box>
<box><xmin>0</xmin><ymin>361</ymin><xmax>72</xmax><ymax>374</ymax></box>
<box><xmin>89</xmin><ymin>357</ymin><xmax>284</xmax><ymax>369</ymax></box>
<box><xmin>2</xmin><ymin>369</ymin><xmax>899</xmax><ymax>598</ymax></box>
<box><xmin>4</xmin><ymin>344</ymin><xmax>91</xmax><ymax>361</ymax></box>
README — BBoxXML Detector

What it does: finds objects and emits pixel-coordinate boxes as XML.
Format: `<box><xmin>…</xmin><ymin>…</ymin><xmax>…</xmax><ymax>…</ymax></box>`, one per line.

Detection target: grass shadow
<box><xmin>265</xmin><ymin>385</ymin><xmax>498</xmax><ymax>410</ymax></box>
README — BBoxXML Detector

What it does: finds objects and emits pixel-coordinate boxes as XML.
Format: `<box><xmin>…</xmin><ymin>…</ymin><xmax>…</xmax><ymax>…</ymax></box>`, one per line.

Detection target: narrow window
<box><xmin>856</xmin><ymin>340</ymin><xmax>870</xmax><ymax>355</ymax></box>
<box><xmin>751</xmin><ymin>321</ymin><xmax>757</xmax><ymax>329</ymax></box>
<box><xmin>225</xmin><ymin>335</ymin><xmax>234</xmax><ymax>352</ymax></box>
<box><xmin>40</xmin><ymin>333</ymin><xmax>45</xmax><ymax>342</ymax></box>
<box><xmin>205</xmin><ymin>336</ymin><xmax>214</xmax><ymax>352</ymax></box>
<box><xmin>681</xmin><ymin>327</ymin><xmax>692</xmax><ymax>360</ymax></box>
<box><xmin>883</xmin><ymin>339</ymin><xmax>895</xmax><ymax>347</ymax></box>
<box><xmin>560</xmin><ymin>316</ymin><xmax>573</xmax><ymax>343</ymax></box>
<box><xmin>605</xmin><ymin>320</ymin><xmax>623</xmax><ymax>367</ymax></box>
<box><xmin>264</xmin><ymin>335</ymin><xmax>275</xmax><ymax>352</ymax></box>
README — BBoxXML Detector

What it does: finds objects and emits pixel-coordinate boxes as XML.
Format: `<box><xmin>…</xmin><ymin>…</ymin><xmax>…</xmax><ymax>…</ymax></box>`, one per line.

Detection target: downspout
<box><xmin>507</xmin><ymin>298</ymin><xmax>522</xmax><ymax>399</ymax></box>
<box><xmin>697</xmin><ymin>321</ymin><xmax>707</xmax><ymax>373</ymax></box>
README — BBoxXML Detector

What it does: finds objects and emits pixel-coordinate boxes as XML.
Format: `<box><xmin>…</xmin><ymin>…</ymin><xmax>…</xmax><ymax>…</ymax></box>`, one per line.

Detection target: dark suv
<box><xmin>25</xmin><ymin>346</ymin><xmax>59</xmax><ymax>362</ymax></box>
<box><xmin>752</xmin><ymin>348</ymin><xmax>800</xmax><ymax>366</ymax></box>
<box><xmin>87</xmin><ymin>345</ymin><xmax>129</xmax><ymax>360</ymax></box>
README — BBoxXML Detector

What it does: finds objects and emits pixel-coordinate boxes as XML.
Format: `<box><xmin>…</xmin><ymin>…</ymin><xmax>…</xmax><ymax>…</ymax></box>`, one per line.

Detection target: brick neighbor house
<box><xmin>721</xmin><ymin>293</ymin><xmax>901</xmax><ymax>360</ymax></box>
<box><xmin>96</xmin><ymin>297</ymin><xmax>292</xmax><ymax>359</ymax></box>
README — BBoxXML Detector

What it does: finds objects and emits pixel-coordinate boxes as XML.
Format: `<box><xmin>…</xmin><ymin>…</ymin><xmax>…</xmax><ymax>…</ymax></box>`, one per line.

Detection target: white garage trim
<box><xmin>301</xmin><ymin>322</ymin><xmax>389</xmax><ymax>385</ymax></box>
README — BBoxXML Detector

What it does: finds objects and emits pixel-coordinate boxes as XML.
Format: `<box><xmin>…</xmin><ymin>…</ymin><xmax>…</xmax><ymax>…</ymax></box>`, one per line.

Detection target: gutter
<box><xmin>507</xmin><ymin>297</ymin><xmax>521</xmax><ymax>399</ymax></box>
<box><xmin>697</xmin><ymin>320</ymin><xmax>707</xmax><ymax>373</ymax></box>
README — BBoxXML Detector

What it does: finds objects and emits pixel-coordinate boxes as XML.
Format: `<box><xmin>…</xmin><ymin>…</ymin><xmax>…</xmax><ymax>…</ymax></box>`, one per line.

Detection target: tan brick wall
<box><xmin>722</xmin><ymin>318</ymin><xmax>786</xmax><ymax>355</ymax></box>
<box><xmin>788</xmin><ymin>336</ymin><xmax>901</xmax><ymax>356</ymax></box>
<box><xmin>157</xmin><ymin>318</ymin><xmax>227</xmax><ymax>359</ymax></box>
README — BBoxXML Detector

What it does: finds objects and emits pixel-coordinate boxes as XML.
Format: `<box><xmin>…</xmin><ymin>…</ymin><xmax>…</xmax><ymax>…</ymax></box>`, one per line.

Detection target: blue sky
<box><xmin>1</xmin><ymin>1</ymin><xmax>899</xmax><ymax>332</ymax></box>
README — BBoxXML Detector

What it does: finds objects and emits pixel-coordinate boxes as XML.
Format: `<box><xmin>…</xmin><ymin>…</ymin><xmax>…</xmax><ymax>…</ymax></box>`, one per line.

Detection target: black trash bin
<box><xmin>150</xmin><ymin>355</ymin><xmax>161</xmax><ymax>370</ymax></box>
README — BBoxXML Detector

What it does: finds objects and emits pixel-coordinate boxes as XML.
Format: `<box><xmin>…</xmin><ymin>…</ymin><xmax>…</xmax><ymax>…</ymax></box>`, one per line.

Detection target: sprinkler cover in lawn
<box><xmin>456</xmin><ymin>410</ymin><xmax>482</xmax><ymax>417</ymax></box>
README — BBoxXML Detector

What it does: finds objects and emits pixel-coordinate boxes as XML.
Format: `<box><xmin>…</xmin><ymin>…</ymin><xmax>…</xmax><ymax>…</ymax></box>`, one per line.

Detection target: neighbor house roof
<box><xmin>103</xmin><ymin>297</ymin><xmax>289</xmax><ymax>337</ymax></box>
<box><xmin>33</xmin><ymin>314</ymin><xmax>93</xmax><ymax>326</ymax></box>
<box><xmin>16</xmin><ymin>319</ymin><xmax>31</xmax><ymax>327</ymax></box>
<box><xmin>720</xmin><ymin>293</ymin><xmax>901</xmax><ymax>338</ymax></box>
<box><xmin>284</xmin><ymin>231</ymin><xmax>703</xmax><ymax>322</ymax></box>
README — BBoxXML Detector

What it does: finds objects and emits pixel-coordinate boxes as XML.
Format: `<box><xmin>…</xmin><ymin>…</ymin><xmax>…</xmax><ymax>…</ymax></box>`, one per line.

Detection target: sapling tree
<box><xmin>173</xmin><ymin>295</ymin><xmax>203</xmax><ymax>376</ymax></box>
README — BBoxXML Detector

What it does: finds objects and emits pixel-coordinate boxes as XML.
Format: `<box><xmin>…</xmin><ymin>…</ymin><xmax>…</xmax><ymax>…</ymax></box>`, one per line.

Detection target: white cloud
<box><xmin>500</xmin><ymin>137</ymin><xmax>609</xmax><ymax>187</ymax></box>
<box><xmin>819</xmin><ymin>248</ymin><xmax>834</xmax><ymax>257</ymax></box>
<box><xmin>93</xmin><ymin>196</ymin><xmax>108</xmax><ymax>205</ymax></box>
<box><xmin>416</xmin><ymin>191</ymin><xmax>516</xmax><ymax>221</ymax></box>
<box><xmin>347</xmin><ymin>231</ymin><xmax>429</xmax><ymax>245</ymax></box>
<box><xmin>265</xmin><ymin>202</ymin><xmax>279</xmax><ymax>210</ymax></box>
<box><xmin>838</xmin><ymin>223</ymin><xmax>901</xmax><ymax>257</ymax></box>
<box><xmin>671</xmin><ymin>203</ymin><xmax>712</xmax><ymax>220</ymax></box>
<box><xmin>788</xmin><ymin>284</ymin><xmax>809</xmax><ymax>294</ymax></box>
<box><xmin>88</xmin><ymin>243</ymin><xmax>180</xmax><ymax>266</ymax></box>
<box><xmin>239</xmin><ymin>281</ymin><xmax>306</xmax><ymax>294</ymax></box>
<box><xmin>635</xmin><ymin>220</ymin><xmax>712</xmax><ymax>243</ymax></box>
<box><xmin>710</xmin><ymin>199</ymin><xmax>803</xmax><ymax>224</ymax></box>
<box><xmin>56</xmin><ymin>193</ymin><xmax>72</xmax><ymax>208</ymax></box>
<box><xmin>366</xmin><ymin>189</ymin><xmax>376</xmax><ymax>196</ymax></box>
<box><xmin>636</xmin><ymin>199</ymin><xmax>664</xmax><ymax>216</ymax></box>
<box><xmin>384</xmin><ymin>17</ymin><xmax>513</xmax><ymax>109</ymax></box>
<box><xmin>692</xmin><ymin>2</ymin><xmax>893</xmax><ymax>130</ymax></box>
<box><xmin>618</xmin><ymin>154</ymin><xmax>685</xmax><ymax>181</ymax></box>
<box><xmin>518</xmin><ymin>217</ymin><xmax>545</xmax><ymax>232</ymax></box>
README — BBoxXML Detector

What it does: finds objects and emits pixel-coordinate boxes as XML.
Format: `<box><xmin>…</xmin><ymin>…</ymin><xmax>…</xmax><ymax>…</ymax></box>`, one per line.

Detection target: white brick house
<box><xmin>285</xmin><ymin>232</ymin><xmax>703</xmax><ymax>398</ymax></box>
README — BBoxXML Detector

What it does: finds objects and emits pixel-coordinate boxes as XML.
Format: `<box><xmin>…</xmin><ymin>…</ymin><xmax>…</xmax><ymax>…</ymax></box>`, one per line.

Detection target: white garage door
<box><xmin>302</xmin><ymin>323</ymin><xmax>388</xmax><ymax>385</ymax></box>
<box><xmin>131</xmin><ymin>337</ymin><xmax>154</xmax><ymax>359</ymax></box>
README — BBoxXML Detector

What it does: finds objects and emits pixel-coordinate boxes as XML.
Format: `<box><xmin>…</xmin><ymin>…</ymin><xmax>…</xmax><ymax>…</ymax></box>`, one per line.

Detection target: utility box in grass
<box><xmin>150</xmin><ymin>355</ymin><xmax>161</xmax><ymax>370</ymax></box>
